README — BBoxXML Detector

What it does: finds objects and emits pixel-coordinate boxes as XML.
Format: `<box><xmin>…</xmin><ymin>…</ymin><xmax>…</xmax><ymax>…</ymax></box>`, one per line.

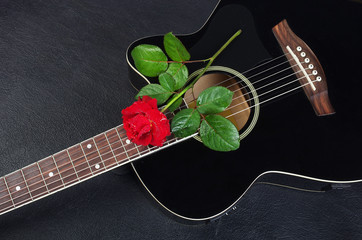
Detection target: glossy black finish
<box><xmin>1</xmin><ymin>0</ymin><xmax>362</xmax><ymax>239</ymax></box>
<box><xmin>129</xmin><ymin>0</ymin><xmax>362</xmax><ymax>220</ymax></box>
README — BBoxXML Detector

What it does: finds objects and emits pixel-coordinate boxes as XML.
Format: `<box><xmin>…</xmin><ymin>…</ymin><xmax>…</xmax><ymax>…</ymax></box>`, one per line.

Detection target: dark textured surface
<box><xmin>0</xmin><ymin>0</ymin><xmax>361</xmax><ymax>239</ymax></box>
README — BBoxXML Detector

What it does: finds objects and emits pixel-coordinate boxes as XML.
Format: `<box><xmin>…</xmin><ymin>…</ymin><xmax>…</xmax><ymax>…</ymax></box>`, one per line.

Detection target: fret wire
<box><xmin>0</xmin><ymin>59</ymin><xmax>304</xmax><ymax>189</ymax></box>
<box><xmin>0</xmin><ymin>127</ymin><xmax>114</xmax><ymax>209</ymax></box>
<box><xmin>2</xmin><ymin>124</ymin><xmax>159</xmax><ymax>197</ymax></box>
<box><xmin>3</xmin><ymin>126</ymin><xmax>118</xmax><ymax>189</ymax></box>
<box><xmin>0</xmin><ymin>53</ymin><xmax>296</xmax><ymax>191</ymax></box>
<box><xmin>104</xmin><ymin>133</ymin><xmax>119</xmax><ymax>166</ymax></box>
<box><xmin>116</xmin><ymin>128</ymin><xmax>130</xmax><ymax>161</ymax></box>
<box><xmin>0</xmin><ymin>144</ymin><xmax>137</xmax><ymax>216</ymax></box>
<box><xmin>0</xmin><ymin>132</ymin><xmax>137</xmax><ymax>207</ymax></box>
<box><xmin>3</xmin><ymin>178</ymin><xmax>15</xmax><ymax>207</ymax></box>
<box><xmin>0</xmin><ymin>130</ymin><xmax>190</xmax><ymax>215</ymax></box>
<box><xmin>134</xmin><ymin>144</ymin><xmax>141</xmax><ymax>156</ymax></box>
<box><xmin>4</xmin><ymin>61</ymin><xmax>306</xmax><ymax>212</ymax></box>
<box><xmin>1</xmin><ymin>128</ymin><xmax>123</xmax><ymax>195</ymax></box>
<box><xmin>5</xmin><ymin>98</ymin><xmax>191</xmax><ymax>188</ymax></box>
<box><xmin>36</xmin><ymin>162</ymin><xmax>50</xmax><ymax>194</ymax></box>
<box><xmin>80</xmin><ymin>143</ymin><xmax>95</xmax><ymax>176</ymax></box>
<box><xmin>66</xmin><ymin>149</ymin><xmax>80</xmax><ymax>182</ymax></box>
<box><xmin>2</xmin><ymin>124</ymin><xmax>129</xmax><ymax>190</ymax></box>
<box><xmin>0</xmin><ymin>122</ymin><xmax>189</xmax><ymax>210</ymax></box>
<box><xmin>52</xmin><ymin>156</ymin><xmax>65</xmax><ymax>187</ymax></box>
<box><xmin>8</xmin><ymin>145</ymin><xmax>127</xmax><ymax>206</ymax></box>
<box><xmin>92</xmin><ymin>138</ymin><xmax>107</xmax><ymax>169</ymax></box>
<box><xmin>0</xmin><ymin>180</ymin><xmax>13</xmax><ymax>213</ymax></box>
<box><xmin>20</xmin><ymin>169</ymin><xmax>33</xmax><ymax>200</ymax></box>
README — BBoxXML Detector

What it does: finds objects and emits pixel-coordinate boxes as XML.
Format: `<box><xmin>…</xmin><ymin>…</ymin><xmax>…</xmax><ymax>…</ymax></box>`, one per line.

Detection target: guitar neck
<box><xmin>0</xmin><ymin>122</ymin><xmax>185</xmax><ymax>216</ymax></box>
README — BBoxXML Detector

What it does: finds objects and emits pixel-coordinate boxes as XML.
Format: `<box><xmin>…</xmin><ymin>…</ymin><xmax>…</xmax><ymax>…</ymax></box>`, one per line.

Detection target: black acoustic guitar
<box><xmin>0</xmin><ymin>0</ymin><xmax>361</xmax><ymax>224</ymax></box>
<box><xmin>126</xmin><ymin>0</ymin><xmax>362</xmax><ymax>222</ymax></box>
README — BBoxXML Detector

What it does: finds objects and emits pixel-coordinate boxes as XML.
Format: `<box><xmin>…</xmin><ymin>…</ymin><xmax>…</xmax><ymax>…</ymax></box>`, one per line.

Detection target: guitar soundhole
<box><xmin>184</xmin><ymin>72</ymin><xmax>252</xmax><ymax>131</ymax></box>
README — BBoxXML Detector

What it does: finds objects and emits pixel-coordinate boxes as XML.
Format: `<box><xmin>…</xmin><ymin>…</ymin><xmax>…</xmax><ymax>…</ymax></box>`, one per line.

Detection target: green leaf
<box><xmin>200</xmin><ymin>115</ymin><xmax>240</xmax><ymax>152</ymax></box>
<box><xmin>164</xmin><ymin>32</ymin><xmax>191</xmax><ymax>62</ymax></box>
<box><xmin>171</xmin><ymin>109</ymin><xmax>200</xmax><ymax>138</ymax></box>
<box><xmin>131</xmin><ymin>44</ymin><xmax>168</xmax><ymax>77</ymax></box>
<box><xmin>196</xmin><ymin>86</ymin><xmax>234</xmax><ymax>114</ymax></box>
<box><xmin>166</xmin><ymin>63</ymin><xmax>188</xmax><ymax>90</ymax></box>
<box><xmin>136</xmin><ymin>84</ymin><xmax>172</xmax><ymax>105</ymax></box>
<box><xmin>159</xmin><ymin>73</ymin><xmax>176</xmax><ymax>91</ymax></box>
<box><xmin>167</xmin><ymin>97</ymin><xmax>183</xmax><ymax>112</ymax></box>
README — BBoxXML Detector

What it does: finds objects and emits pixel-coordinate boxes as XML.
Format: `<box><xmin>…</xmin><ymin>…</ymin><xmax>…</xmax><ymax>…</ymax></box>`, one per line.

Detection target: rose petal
<box><xmin>141</xmin><ymin>96</ymin><xmax>158</xmax><ymax>109</ymax></box>
<box><xmin>122</xmin><ymin>102</ymin><xmax>150</xmax><ymax>120</ymax></box>
<box><xmin>147</xmin><ymin>109</ymin><xmax>170</xmax><ymax>146</ymax></box>
<box><xmin>124</xmin><ymin>115</ymin><xmax>152</xmax><ymax>146</ymax></box>
<box><xmin>122</xmin><ymin>96</ymin><xmax>170</xmax><ymax>147</ymax></box>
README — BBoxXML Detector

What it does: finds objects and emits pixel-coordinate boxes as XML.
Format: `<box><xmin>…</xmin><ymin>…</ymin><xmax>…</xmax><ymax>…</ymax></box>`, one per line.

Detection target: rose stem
<box><xmin>161</xmin><ymin>29</ymin><xmax>242</xmax><ymax>113</ymax></box>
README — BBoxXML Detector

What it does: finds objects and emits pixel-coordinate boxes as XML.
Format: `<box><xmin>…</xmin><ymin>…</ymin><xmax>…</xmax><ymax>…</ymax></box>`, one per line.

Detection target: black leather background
<box><xmin>0</xmin><ymin>0</ymin><xmax>361</xmax><ymax>239</ymax></box>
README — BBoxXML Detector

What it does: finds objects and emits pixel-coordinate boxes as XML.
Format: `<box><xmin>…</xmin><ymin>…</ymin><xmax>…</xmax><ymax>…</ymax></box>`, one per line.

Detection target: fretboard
<box><xmin>0</xmin><ymin>120</ymin><xmax>186</xmax><ymax>216</ymax></box>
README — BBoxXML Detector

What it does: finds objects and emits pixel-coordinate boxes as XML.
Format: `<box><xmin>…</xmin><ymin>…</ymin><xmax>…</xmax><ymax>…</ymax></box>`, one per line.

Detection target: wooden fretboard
<box><xmin>0</xmin><ymin>120</ymin><xmax>187</xmax><ymax>216</ymax></box>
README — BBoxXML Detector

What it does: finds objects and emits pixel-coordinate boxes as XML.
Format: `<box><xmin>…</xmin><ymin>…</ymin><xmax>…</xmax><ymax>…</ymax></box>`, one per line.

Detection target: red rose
<box><xmin>122</xmin><ymin>96</ymin><xmax>171</xmax><ymax>147</ymax></box>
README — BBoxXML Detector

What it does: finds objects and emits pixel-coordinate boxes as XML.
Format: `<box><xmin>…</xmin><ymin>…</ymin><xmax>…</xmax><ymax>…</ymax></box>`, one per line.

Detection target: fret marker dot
<box><xmin>16</xmin><ymin>186</ymin><xmax>21</xmax><ymax>191</ymax></box>
<box><xmin>87</xmin><ymin>144</ymin><xmax>92</xmax><ymax>149</ymax></box>
<box><xmin>49</xmin><ymin>172</ymin><xmax>54</xmax><ymax>177</ymax></box>
<box><xmin>126</xmin><ymin>139</ymin><xmax>131</xmax><ymax>144</ymax></box>
<box><xmin>95</xmin><ymin>164</ymin><xmax>100</xmax><ymax>169</ymax></box>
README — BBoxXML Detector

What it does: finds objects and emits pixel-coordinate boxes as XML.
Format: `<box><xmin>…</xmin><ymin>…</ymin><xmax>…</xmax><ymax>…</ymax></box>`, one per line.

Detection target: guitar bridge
<box><xmin>272</xmin><ymin>19</ymin><xmax>335</xmax><ymax>116</ymax></box>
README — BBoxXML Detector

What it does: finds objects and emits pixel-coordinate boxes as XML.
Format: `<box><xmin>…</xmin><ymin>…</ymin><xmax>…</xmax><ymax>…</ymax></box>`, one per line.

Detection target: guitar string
<box><xmin>0</xmin><ymin>48</ymin><xmax>304</xmax><ymax>194</ymax></box>
<box><xmin>0</xmin><ymin>126</ymin><xmax>171</xmax><ymax>209</ymax></box>
<box><xmin>0</xmin><ymin>76</ymin><xmax>316</xmax><ymax>208</ymax></box>
<box><xmin>192</xmin><ymin>68</ymin><xmax>304</xmax><ymax>112</ymax></box>
<box><xmin>227</xmin><ymin>59</ymin><xmax>304</xmax><ymax>94</ymax></box>
<box><xmin>222</xmin><ymin>73</ymin><xmax>310</xmax><ymax>113</ymax></box>
<box><xmin>222</xmin><ymin>62</ymin><xmax>299</xmax><ymax>94</ymax></box>
<box><xmin>0</xmin><ymin>64</ymin><xmax>303</xmax><ymax>193</ymax></box>
<box><xmin>225</xmin><ymin>79</ymin><xmax>318</xmax><ymax>118</ymax></box>
<box><xmin>0</xmin><ymin>78</ymin><xmax>317</xmax><ymax>210</ymax></box>
<box><xmin>183</xmin><ymin>60</ymin><xmax>298</xmax><ymax>106</ymax></box>
<box><xmin>216</xmin><ymin>58</ymin><xmax>292</xmax><ymax>88</ymax></box>
<box><xmin>0</xmin><ymin>52</ymin><xmax>296</xmax><ymax>189</ymax></box>
<box><xmin>43</xmin><ymin>57</ymin><xmax>298</xmax><ymax>174</ymax></box>
<box><xmin>187</xmin><ymin>52</ymin><xmax>292</xmax><ymax>93</ymax></box>
<box><xmin>182</xmin><ymin>57</ymin><xmax>294</xmax><ymax>102</ymax></box>
<box><xmin>0</xmin><ymin>66</ymin><xmax>307</xmax><ymax>196</ymax></box>
<box><xmin>0</xmin><ymin>60</ymin><xmax>308</xmax><ymax>193</ymax></box>
<box><xmin>227</xmin><ymin>69</ymin><xmax>302</xmax><ymax>104</ymax></box>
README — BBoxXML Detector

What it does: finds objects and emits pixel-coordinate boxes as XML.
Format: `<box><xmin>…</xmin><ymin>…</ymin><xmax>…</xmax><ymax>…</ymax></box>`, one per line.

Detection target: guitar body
<box><xmin>1</xmin><ymin>1</ymin><xmax>362</xmax><ymax>239</ymax></box>
<box><xmin>127</xmin><ymin>0</ymin><xmax>362</xmax><ymax>222</ymax></box>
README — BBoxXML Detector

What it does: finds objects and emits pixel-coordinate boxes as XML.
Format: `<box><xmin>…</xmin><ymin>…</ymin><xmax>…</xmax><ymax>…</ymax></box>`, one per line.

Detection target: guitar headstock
<box><xmin>272</xmin><ymin>19</ymin><xmax>335</xmax><ymax>116</ymax></box>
